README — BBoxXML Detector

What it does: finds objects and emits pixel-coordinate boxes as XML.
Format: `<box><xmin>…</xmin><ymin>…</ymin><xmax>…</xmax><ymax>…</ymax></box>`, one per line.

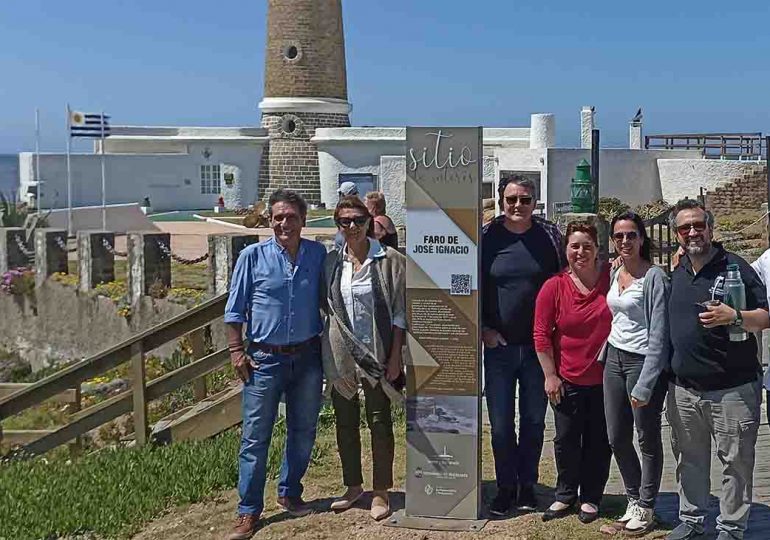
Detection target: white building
<box><xmin>19</xmin><ymin>126</ymin><xmax>268</xmax><ymax>213</ymax></box>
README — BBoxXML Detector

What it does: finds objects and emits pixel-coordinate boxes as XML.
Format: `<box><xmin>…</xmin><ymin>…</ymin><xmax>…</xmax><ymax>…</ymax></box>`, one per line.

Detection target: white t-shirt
<box><xmin>606</xmin><ymin>270</ymin><xmax>648</xmax><ymax>355</ymax></box>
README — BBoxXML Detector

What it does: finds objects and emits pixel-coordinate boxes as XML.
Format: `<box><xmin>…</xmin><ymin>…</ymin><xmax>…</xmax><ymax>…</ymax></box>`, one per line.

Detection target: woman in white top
<box><xmin>604</xmin><ymin>211</ymin><xmax>671</xmax><ymax>536</ymax></box>
<box><xmin>323</xmin><ymin>196</ymin><xmax>406</xmax><ymax>521</ymax></box>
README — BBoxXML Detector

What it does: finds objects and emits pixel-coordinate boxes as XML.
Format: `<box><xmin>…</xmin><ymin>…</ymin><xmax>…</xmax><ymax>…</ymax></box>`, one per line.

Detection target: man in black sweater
<box><xmin>481</xmin><ymin>176</ymin><xmax>565</xmax><ymax>516</ymax></box>
<box><xmin>666</xmin><ymin>199</ymin><xmax>769</xmax><ymax>540</ymax></box>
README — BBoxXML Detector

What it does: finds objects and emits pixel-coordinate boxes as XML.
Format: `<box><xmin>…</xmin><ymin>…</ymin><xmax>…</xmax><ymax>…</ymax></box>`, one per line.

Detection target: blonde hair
<box><xmin>364</xmin><ymin>191</ymin><xmax>386</xmax><ymax>215</ymax></box>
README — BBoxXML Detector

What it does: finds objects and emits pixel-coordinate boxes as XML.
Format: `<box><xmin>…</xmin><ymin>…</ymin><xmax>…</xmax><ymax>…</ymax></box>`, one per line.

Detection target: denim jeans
<box><xmin>484</xmin><ymin>343</ymin><xmax>547</xmax><ymax>489</ymax></box>
<box><xmin>603</xmin><ymin>344</ymin><xmax>667</xmax><ymax>509</ymax></box>
<box><xmin>237</xmin><ymin>340</ymin><xmax>324</xmax><ymax>516</ymax></box>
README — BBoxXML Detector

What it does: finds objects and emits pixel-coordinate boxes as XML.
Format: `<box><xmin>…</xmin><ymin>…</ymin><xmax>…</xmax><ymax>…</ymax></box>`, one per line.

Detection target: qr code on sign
<box><xmin>450</xmin><ymin>274</ymin><xmax>471</xmax><ymax>296</ymax></box>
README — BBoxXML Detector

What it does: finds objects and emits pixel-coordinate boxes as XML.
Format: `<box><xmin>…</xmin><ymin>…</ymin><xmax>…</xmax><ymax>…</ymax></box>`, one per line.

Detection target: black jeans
<box><xmin>552</xmin><ymin>382</ymin><xmax>612</xmax><ymax>506</ymax></box>
<box><xmin>603</xmin><ymin>344</ymin><xmax>667</xmax><ymax>509</ymax></box>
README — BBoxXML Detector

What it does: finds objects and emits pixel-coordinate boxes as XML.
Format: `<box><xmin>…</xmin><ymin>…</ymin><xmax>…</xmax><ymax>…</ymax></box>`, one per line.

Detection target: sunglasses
<box><xmin>612</xmin><ymin>231</ymin><xmax>639</xmax><ymax>241</ymax></box>
<box><xmin>336</xmin><ymin>216</ymin><xmax>370</xmax><ymax>228</ymax></box>
<box><xmin>505</xmin><ymin>195</ymin><xmax>533</xmax><ymax>206</ymax></box>
<box><xmin>676</xmin><ymin>221</ymin><xmax>707</xmax><ymax>235</ymax></box>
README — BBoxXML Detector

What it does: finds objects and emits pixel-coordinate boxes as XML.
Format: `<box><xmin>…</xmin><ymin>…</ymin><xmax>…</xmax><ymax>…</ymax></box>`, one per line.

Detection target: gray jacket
<box><xmin>606</xmin><ymin>265</ymin><xmax>671</xmax><ymax>402</ymax></box>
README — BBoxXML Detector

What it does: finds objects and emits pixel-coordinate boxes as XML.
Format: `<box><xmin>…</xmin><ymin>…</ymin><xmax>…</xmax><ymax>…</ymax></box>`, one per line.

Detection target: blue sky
<box><xmin>1</xmin><ymin>0</ymin><xmax>768</xmax><ymax>153</ymax></box>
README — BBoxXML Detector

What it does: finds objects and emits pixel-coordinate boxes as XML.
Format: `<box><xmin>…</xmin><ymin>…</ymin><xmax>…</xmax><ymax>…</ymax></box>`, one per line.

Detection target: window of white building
<box><xmin>200</xmin><ymin>164</ymin><xmax>221</xmax><ymax>194</ymax></box>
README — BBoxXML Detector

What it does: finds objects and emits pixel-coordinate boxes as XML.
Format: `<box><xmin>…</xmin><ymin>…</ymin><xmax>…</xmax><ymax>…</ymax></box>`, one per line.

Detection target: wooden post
<box><xmin>189</xmin><ymin>328</ymin><xmax>208</xmax><ymax>402</ymax></box>
<box><xmin>131</xmin><ymin>341</ymin><xmax>148</xmax><ymax>446</ymax></box>
<box><xmin>68</xmin><ymin>385</ymin><xmax>82</xmax><ymax>456</ymax></box>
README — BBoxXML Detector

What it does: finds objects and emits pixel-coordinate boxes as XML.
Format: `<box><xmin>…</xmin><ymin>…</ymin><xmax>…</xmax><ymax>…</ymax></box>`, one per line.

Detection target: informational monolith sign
<box><xmin>404</xmin><ymin>127</ymin><xmax>482</xmax><ymax>520</ymax></box>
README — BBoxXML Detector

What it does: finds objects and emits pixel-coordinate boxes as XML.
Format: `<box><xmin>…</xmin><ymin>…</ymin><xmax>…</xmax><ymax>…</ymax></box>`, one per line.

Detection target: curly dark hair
<box><xmin>565</xmin><ymin>220</ymin><xmax>598</xmax><ymax>246</ymax></box>
<box><xmin>268</xmin><ymin>188</ymin><xmax>307</xmax><ymax>218</ymax></box>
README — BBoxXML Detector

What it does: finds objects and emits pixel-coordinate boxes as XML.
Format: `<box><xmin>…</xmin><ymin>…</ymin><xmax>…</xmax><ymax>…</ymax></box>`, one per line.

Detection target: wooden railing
<box><xmin>645</xmin><ymin>133</ymin><xmax>766</xmax><ymax>160</ymax></box>
<box><xmin>0</xmin><ymin>293</ymin><xmax>229</xmax><ymax>456</ymax></box>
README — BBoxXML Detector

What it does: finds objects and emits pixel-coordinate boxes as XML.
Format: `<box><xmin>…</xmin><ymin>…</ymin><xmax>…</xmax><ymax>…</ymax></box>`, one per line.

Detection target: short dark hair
<box><xmin>668</xmin><ymin>198</ymin><xmax>714</xmax><ymax>230</ymax></box>
<box><xmin>611</xmin><ymin>211</ymin><xmax>651</xmax><ymax>261</ymax></box>
<box><xmin>334</xmin><ymin>195</ymin><xmax>375</xmax><ymax>237</ymax></box>
<box><xmin>268</xmin><ymin>188</ymin><xmax>307</xmax><ymax>218</ymax></box>
<box><xmin>565</xmin><ymin>220</ymin><xmax>599</xmax><ymax>246</ymax></box>
<box><xmin>497</xmin><ymin>175</ymin><xmax>536</xmax><ymax>205</ymax></box>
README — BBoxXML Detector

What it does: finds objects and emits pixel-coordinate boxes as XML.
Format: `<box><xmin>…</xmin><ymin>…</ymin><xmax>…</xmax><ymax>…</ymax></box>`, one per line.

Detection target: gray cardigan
<box><xmin>606</xmin><ymin>265</ymin><xmax>671</xmax><ymax>402</ymax></box>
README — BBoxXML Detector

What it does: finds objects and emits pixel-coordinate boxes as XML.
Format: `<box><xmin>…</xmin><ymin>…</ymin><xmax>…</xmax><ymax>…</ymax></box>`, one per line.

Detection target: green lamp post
<box><xmin>571</xmin><ymin>159</ymin><xmax>595</xmax><ymax>213</ymax></box>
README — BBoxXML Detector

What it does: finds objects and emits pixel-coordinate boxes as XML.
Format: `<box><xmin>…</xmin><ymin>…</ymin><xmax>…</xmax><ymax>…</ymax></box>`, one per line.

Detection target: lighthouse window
<box><xmin>285</xmin><ymin>45</ymin><xmax>298</xmax><ymax>59</ymax></box>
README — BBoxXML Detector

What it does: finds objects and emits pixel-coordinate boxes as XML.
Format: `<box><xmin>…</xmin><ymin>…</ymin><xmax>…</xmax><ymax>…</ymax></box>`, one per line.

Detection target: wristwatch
<box><xmin>734</xmin><ymin>310</ymin><xmax>744</xmax><ymax>327</ymax></box>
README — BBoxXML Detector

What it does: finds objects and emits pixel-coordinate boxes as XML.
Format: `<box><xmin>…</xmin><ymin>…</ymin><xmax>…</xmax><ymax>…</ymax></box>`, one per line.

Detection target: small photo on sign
<box><xmin>406</xmin><ymin>396</ymin><xmax>477</xmax><ymax>435</ymax></box>
<box><xmin>450</xmin><ymin>273</ymin><xmax>471</xmax><ymax>296</ymax></box>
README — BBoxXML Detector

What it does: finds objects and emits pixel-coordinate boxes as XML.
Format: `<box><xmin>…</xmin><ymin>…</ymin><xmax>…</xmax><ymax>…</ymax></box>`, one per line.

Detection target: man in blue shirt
<box><xmin>225</xmin><ymin>189</ymin><xmax>327</xmax><ymax>540</ymax></box>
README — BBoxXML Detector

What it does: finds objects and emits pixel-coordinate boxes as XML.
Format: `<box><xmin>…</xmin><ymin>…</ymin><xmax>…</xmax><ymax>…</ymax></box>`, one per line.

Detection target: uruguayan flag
<box><xmin>69</xmin><ymin>111</ymin><xmax>110</xmax><ymax>138</ymax></box>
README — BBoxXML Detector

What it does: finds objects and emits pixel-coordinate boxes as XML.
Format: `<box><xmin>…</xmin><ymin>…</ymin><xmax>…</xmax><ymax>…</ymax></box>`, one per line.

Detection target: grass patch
<box><xmin>0</xmin><ymin>402</ymin><xmax>338</xmax><ymax>540</ymax></box>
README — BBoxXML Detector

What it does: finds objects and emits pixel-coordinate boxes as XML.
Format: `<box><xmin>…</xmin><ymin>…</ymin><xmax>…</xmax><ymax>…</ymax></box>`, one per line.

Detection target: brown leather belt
<box><xmin>252</xmin><ymin>336</ymin><xmax>319</xmax><ymax>355</ymax></box>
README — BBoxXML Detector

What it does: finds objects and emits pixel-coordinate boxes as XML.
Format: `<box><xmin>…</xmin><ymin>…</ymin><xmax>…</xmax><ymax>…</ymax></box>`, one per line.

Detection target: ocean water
<box><xmin>0</xmin><ymin>155</ymin><xmax>19</xmax><ymax>200</ymax></box>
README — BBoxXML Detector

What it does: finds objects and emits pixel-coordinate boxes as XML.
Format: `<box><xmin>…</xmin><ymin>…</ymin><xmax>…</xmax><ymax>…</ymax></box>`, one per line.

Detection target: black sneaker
<box><xmin>517</xmin><ymin>484</ymin><xmax>537</xmax><ymax>511</ymax></box>
<box><xmin>489</xmin><ymin>487</ymin><xmax>515</xmax><ymax>517</ymax></box>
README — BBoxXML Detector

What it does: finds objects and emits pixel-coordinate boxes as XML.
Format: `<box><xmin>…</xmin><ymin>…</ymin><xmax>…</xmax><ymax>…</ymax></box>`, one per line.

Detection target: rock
<box><xmin>0</xmin><ymin>352</ymin><xmax>31</xmax><ymax>382</ymax></box>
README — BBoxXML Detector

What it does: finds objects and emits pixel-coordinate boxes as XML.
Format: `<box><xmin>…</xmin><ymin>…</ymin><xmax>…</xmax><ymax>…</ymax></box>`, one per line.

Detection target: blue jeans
<box><xmin>484</xmin><ymin>343</ymin><xmax>547</xmax><ymax>489</ymax></box>
<box><xmin>237</xmin><ymin>341</ymin><xmax>323</xmax><ymax>516</ymax></box>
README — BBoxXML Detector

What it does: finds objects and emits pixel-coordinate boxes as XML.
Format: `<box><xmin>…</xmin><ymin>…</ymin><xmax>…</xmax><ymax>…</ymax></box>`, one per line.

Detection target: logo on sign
<box><xmin>424</xmin><ymin>484</ymin><xmax>434</xmax><ymax>496</ymax></box>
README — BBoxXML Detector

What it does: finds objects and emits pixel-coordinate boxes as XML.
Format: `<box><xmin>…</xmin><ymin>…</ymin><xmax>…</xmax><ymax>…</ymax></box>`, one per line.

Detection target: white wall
<box><xmin>545</xmin><ymin>149</ymin><xmax>699</xmax><ymax>214</ymax></box>
<box><xmin>657</xmin><ymin>158</ymin><xmax>767</xmax><ymax>204</ymax></box>
<box><xmin>20</xmin><ymin>141</ymin><xmax>264</xmax><ymax>212</ymax></box>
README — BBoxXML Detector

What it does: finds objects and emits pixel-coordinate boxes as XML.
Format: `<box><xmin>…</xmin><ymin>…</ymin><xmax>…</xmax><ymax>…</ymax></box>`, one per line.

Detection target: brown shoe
<box><xmin>227</xmin><ymin>513</ymin><xmax>260</xmax><ymax>540</ymax></box>
<box><xmin>370</xmin><ymin>490</ymin><xmax>391</xmax><ymax>521</ymax></box>
<box><xmin>277</xmin><ymin>496</ymin><xmax>313</xmax><ymax>517</ymax></box>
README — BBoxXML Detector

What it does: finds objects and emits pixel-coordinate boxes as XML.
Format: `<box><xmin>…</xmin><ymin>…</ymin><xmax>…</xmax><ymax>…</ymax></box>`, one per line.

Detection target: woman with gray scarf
<box><xmin>324</xmin><ymin>196</ymin><xmax>406</xmax><ymax>521</ymax></box>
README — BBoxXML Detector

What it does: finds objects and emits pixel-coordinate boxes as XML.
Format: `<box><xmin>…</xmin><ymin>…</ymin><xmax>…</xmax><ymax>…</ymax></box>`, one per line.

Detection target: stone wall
<box><xmin>0</xmin><ymin>281</ymin><xmax>225</xmax><ymax>371</ymax></box>
<box><xmin>704</xmin><ymin>162</ymin><xmax>768</xmax><ymax>215</ymax></box>
<box><xmin>263</xmin><ymin>0</ymin><xmax>348</xmax><ymax>99</ymax></box>
<box><xmin>259</xmin><ymin>111</ymin><xmax>351</xmax><ymax>203</ymax></box>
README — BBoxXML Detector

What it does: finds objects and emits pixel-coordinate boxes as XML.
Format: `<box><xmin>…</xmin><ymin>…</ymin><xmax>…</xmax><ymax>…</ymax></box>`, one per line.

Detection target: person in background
<box><xmin>533</xmin><ymin>221</ymin><xmax>612</xmax><ymax>524</ymax></box>
<box><xmin>364</xmin><ymin>191</ymin><xmax>399</xmax><ymax>249</ymax></box>
<box><xmin>666</xmin><ymin>199</ymin><xmax>768</xmax><ymax>540</ymax></box>
<box><xmin>224</xmin><ymin>189</ymin><xmax>327</xmax><ymax>540</ymax></box>
<box><xmin>750</xmin><ymin>248</ymin><xmax>770</xmax><ymax>424</ymax></box>
<box><xmin>604</xmin><ymin>211</ymin><xmax>670</xmax><ymax>536</ymax></box>
<box><xmin>481</xmin><ymin>175</ymin><xmax>565</xmax><ymax>516</ymax></box>
<box><xmin>324</xmin><ymin>196</ymin><xmax>406</xmax><ymax>521</ymax></box>
<box><xmin>334</xmin><ymin>182</ymin><xmax>360</xmax><ymax>250</ymax></box>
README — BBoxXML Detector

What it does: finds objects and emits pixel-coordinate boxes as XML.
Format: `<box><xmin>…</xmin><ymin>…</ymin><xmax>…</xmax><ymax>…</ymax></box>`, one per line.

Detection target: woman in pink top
<box><xmin>533</xmin><ymin>221</ymin><xmax>613</xmax><ymax>524</ymax></box>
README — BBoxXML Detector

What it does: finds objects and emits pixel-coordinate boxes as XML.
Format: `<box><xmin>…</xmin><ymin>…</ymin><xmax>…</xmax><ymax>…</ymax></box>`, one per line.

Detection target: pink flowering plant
<box><xmin>1</xmin><ymin>267</ymin><xmax>35</xmax><ymax>298</ymax></box>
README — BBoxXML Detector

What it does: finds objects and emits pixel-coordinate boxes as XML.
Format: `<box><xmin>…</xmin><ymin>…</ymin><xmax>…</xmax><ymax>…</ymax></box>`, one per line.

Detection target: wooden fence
<box><xmin>0</xmin><ymin>293</ymin><xmax>231</xmax><ymax>456</ymax></box>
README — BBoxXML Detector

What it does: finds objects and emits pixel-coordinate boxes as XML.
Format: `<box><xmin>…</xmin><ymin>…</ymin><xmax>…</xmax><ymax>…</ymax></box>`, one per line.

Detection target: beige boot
<box><xmin>330</xmin><ymin>485</ymin><xmax>364</xmax><ymax>511</ymax></box>
<box><xmin>370</xmin><ymin>490</ymin><xmax>391</xmax><ymax>521</ymax></box>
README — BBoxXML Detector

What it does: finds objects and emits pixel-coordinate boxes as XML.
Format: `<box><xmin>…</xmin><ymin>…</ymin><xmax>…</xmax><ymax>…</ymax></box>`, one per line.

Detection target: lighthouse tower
<box><xmin>258</xmin><ymin>0</ymin><xmax>352</xmax><ymax>203</ymax></box>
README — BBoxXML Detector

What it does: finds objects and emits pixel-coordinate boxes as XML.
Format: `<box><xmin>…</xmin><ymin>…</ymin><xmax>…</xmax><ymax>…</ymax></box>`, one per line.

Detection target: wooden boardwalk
<box><xmin>538</xmin><ymin>401</ymin><xmax>770</xmax><ymax>538</ymax></box>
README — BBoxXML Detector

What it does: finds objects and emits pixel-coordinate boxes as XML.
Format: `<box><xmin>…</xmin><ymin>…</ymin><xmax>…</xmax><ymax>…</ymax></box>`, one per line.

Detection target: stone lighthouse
<box><xmin>258</xmin><ymin>0</ymin><xmax>352</xmax><ymax>204</ymax></box>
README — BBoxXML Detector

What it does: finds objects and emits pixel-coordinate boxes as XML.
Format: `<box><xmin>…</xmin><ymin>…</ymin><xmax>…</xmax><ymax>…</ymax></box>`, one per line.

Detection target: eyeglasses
<box><xmin>505</xmin><ymin>195</ymin><xmax>533</xmax><ymax>206</ymax></box>
<box><xmin>676</xmin><ymin>221</ymin><xmax>707</xmax><ymax>235</ymax></box>
<box><xmin>612</xmin><ymin>231</ymin><xmax>639</xmax><ymax>241</ymax></box>
<box><xmin>336</xmin><ymin>216</ymin><xmax>370</xmax><ymax>228</ymax></box>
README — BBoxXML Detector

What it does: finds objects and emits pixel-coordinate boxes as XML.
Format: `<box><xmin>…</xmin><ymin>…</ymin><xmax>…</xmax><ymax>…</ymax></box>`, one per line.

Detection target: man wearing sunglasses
<box><xmin>481</xmin><ymin>175</ymin><xmax>566</xmax><ymax>516</ymax></box>
<box><xmin>666</xmin><ymin>199</ymin><xmax>769</xmax><ymax>540</ymax></box>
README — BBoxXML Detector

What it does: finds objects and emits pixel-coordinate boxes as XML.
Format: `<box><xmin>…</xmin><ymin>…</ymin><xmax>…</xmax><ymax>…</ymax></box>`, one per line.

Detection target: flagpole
<box><xmin>100</xmin><ymin>111</ymin><xmax>106</xmax><ymax>231</ymax></box>
<box><xmin>35</xmin><ymin>108</ymin><xmax>41</xmax><ymax>213</ymax></box>
<box><xmin>66</xmin><ymin>104</ymin><xmax>72</xmax><ymax>237</ymax></box>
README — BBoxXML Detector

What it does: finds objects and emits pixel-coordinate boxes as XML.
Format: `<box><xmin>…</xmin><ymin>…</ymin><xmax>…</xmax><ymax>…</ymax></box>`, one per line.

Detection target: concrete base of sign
<box><xmin>383</xmin><ymin>510</ymin><xmax>488</xmax><ymax>532</ymax></box>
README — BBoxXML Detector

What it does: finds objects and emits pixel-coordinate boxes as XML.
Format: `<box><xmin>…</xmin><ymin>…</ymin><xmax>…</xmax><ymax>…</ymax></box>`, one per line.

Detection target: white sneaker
<box><xmin>625</xmin><ymin>504</ymin><xmax>655</xmax><ymax>536</ymax></box>
<box><xmin>616</xmin><ymin>499</ymin><xmax>639</xmax><ymax>524</ymax></box>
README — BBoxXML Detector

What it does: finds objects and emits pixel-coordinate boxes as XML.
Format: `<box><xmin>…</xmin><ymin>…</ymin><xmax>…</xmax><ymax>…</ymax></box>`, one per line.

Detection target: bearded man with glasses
<box><xmin>666</xmin><ymin>199</ymin><xmax>769</xmax><ymax>540</ymax></box>
<box><xmin>481</xmin><ymin>175</ymin><xmax>566</xmax><ymax>516</ymax></box>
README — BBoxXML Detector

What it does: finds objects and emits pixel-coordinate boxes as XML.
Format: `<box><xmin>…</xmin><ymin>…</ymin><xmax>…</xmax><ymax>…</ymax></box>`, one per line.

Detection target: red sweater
<box><xmin>533</xmin><ymin>268</ymin><xmax>611</xmax><ymax>386</ymax></box>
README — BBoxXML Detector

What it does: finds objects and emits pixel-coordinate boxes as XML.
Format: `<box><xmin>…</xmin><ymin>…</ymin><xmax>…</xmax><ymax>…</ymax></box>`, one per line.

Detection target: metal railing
<box><xmin>645</xmin><ymin>133</ymin><xmax>767</xmax><ymax>160</ymax></box>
